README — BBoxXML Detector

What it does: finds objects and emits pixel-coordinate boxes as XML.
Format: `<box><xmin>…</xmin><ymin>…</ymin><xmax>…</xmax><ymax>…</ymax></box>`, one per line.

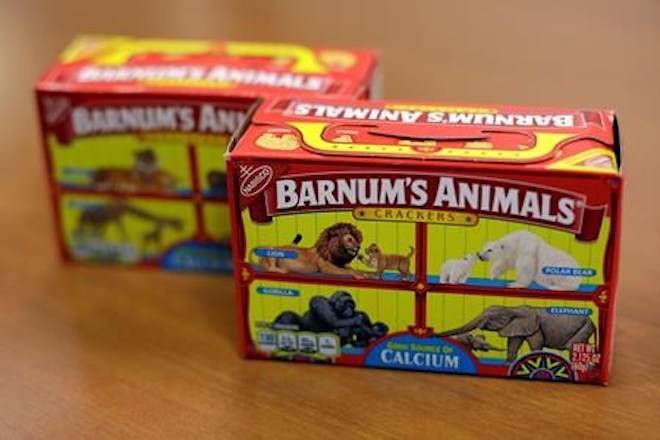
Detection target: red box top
<box><xmin>230</xmin><ymin>97</ymin><xmax>621</xmax><ymax>175</ymax></box>
<box><xmin>36</xmin><ymin>35</ymin><xmax>378</xmax><ymax>98</ymax></box>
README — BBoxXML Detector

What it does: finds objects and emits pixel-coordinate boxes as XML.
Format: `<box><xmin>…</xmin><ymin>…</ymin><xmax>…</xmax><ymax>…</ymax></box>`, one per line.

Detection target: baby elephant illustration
<box><xmin>434</xmin><ymin>305</ymin><xmax>596</xmax><ymax>363</ymax></box>
<box><xmin>451</xmin><ymin>333</ymin><xmax>503</xmax><ymax>352</ymax></box>
<box><xmin>439</xmin><ymin>254</ymin><xmax>477</xmax><ymax>284</ymax></box>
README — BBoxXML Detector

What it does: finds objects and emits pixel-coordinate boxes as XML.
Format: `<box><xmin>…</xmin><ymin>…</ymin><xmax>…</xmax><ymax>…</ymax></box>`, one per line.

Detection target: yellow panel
<box><xmin>427</xmin><ymin>292</ymin><xmax>599</xmax><ymax>362</ymax></box>
<box><xmin>60</xmin><ymin>193</ymin><xmax>196</xmax><ymax>263</ymax></box>
<box><xmin>49</xmin><ymin>134</ymin><xmax>193</xmax><ymax>191</ymax></box>
<box><xmin>427</xmin><ymin>218</ymin><xmax>609</xmax><ymax>287</ymax></box>
<box><xmin>248</xmin><ymin>281</ymin><xmax>414</xmax><ymax>345</ymax></box>
<box><xmin>242</xmin><ymin>210</ymin><xmax>416</xmax><ymax>280</ymax></box>
<box><xmin>195</xmin><ymin>141</ymin><xmax>229</xmax><ymax>194</ymax></box>
<box><xmin>203</xmin><ymin>203</ymin><xmax>231</xmax><ymax>242</ymax></box>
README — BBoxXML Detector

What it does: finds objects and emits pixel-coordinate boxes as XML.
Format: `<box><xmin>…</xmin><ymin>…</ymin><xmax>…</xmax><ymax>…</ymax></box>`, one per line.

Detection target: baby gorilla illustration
<box><xmin>478</xmin><ymin>230</ymin><xmax>581</xmax><ymax>290</ymax></box>
<box><xmin>272</xmin><ymin>291</ymin><xmax>389</xmax><ymax>347</ymax></box>
<box><xmin>358</xmin><ymin>244</ymin><xmax>414</xmax><ymax>280</ymax></box>
<box><xmin>439</xmin><ymin>253</ymin><xmax>477</xmax><ymax>284</ymax></box>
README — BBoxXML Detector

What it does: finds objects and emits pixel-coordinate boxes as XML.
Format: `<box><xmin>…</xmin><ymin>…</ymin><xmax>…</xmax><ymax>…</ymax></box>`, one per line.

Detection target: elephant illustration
<box><xmin>434</xmin><ymin>305</ymin><xmax>596</xmax><ymax>363</ymax></box>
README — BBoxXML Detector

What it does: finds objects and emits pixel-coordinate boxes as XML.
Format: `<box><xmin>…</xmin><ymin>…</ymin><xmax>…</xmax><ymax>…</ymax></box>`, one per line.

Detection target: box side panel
<box><xmin>227</xmin><ymin>158</ymin><xmax>250</xmax><ymax>356</ymax></box>
<box><xmin>56</xmin><ymin>192</ymin><xmax>233</xmax><ymax>272</ymax></box>
<box><xmin>37</xmin><ymin>90</ymin><xmax>254</xmax><ymax>272</ymax></box>
<box><xmin>38</xmin><ymin>35</ymin><xmax>379</xmax><ymax>99</ymax></box>
<box><xmin>35</xmin><ymin>90</ymin><xmax>70</xmax><ymax>262</ymax></box>
<box><xmin>599</xmin><ymin>175</ymin><xmax>623</xmax><ymax>384</ymax></box>
<box><xmin>231</xmin><ymin>158</ymin><xmax>618</xmax><ymax>384</ymax></box>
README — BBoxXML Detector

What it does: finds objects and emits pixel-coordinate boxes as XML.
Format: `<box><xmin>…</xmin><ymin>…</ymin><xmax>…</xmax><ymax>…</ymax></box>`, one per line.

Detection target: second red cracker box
<box><xmin>35</xmin><ymin>35</ymin><xmax>379</xmax><ymax>273</ymax></box>
<box><xmin>226</xmin><ymin>97</ymin><xmax>622</xmax><ymax>384</ymax></box>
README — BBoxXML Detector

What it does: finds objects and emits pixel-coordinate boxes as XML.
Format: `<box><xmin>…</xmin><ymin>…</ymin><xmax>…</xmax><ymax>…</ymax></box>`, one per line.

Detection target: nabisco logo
<box><xmin>240</xmin><ymin>165</ymin><xmax>273</xmax><ymax>197</ymax></box>
<box><xmin>42</xmin><ymin>97</ymin><xmax>70</xmax><ymax>126</ymax></box>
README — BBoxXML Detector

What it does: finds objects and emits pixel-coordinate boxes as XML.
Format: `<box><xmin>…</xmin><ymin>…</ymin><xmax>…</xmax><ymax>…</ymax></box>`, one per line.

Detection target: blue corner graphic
<box><xmin>161</xmin><ymin>241</ymin><xmax>232</xmax><ymax>273</ymax></box>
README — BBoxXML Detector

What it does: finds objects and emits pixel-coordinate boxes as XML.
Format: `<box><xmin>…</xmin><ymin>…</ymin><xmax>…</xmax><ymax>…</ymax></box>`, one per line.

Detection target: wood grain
<box><xmin>1</xmin><ymin>0</ymin><xmax>659</xmax><ymax>438</ymax></box>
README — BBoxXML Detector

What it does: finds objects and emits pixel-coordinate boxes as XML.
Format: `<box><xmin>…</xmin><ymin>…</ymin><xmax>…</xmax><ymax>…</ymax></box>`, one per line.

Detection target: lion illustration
<box><xmin>91</xmin><ymin>149</ymin><xmax>177</xmax><ymax>194</ymax></box>
<box><xmin>250</xmin><ymin>223</ymin><xmax>368</xmax><ymax>278</ymax></box>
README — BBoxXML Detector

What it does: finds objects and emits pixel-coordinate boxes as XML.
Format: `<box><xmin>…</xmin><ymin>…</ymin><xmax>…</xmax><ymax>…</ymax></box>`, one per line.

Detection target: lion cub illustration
<box><xmin>359</xmin><ymin>244</ymin><xmax>414</xmax><ymax>280</ymax></box>
<box><xmin>92</xmin><ymin>149</ymin><xmax>177</xmax><ymax>193</ymax></box>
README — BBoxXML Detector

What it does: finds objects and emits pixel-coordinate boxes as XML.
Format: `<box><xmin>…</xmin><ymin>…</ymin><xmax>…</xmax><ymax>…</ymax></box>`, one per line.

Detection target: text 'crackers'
<box><xmin>226</xmin><ymin>98</ymin><xmax>622</xmax><ymax>384</ymax></box>
<box><xmin>35</xmin><ymin>35</ymin><xmax>379</xmax><ymax>272</ymax></box>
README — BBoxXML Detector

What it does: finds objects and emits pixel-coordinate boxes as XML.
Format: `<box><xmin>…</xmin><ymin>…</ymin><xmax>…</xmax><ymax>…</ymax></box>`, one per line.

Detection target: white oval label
<box><xmin>240</xmin><ymin>165</ymin><xmax>273</xmax><ymax>197</ymax></box>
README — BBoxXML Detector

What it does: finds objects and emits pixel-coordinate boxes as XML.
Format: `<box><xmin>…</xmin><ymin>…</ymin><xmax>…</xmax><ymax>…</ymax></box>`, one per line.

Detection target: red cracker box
<box><xmin>35</xmin><ymin>35</ymin><xmax>378</xmax><ymax>273</ymax></box>
<box><xmin>226</xmin><ymin>98</ymin><xmax>622</xmax><ymax>384</ymax></box>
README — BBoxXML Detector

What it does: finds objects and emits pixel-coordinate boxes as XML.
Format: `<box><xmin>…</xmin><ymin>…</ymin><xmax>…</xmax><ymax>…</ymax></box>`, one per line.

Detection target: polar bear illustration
<box><xmin>439</xmin><ymin>254</ymin><xmax>477</xmax><ymax>284</ymax></box>
<box><xmin>477</xmin><ymin>230</ymin><xmax>581</xmax><ymax>291</ymax></box>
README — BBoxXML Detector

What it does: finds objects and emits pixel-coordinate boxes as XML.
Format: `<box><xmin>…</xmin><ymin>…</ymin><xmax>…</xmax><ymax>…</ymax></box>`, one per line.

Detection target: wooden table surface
<box><xmin>1</xmin><ymin>0</ymin><xmax>659</xmax><ymax>438</ymax></box>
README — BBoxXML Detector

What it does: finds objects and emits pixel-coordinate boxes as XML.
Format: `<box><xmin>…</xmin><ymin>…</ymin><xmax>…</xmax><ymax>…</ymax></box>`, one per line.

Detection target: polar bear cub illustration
<box><xmin>439</xmin><ymin>254</ymin><xmax>477</xmax><ymax>284</ymax></box>
<box><xmin>478</xmin><ymin>230</ymin><xmax>581</xmax><ymax>290</ymax></box>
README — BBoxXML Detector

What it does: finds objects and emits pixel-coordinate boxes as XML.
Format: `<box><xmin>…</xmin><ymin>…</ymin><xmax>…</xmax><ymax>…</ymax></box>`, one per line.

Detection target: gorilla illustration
<box><xmin>206</xmin><ymin>170</ymin><xmax>227</xmax><ymax>196</ymax></box>
<box><xmin>272</xmin><ymin>291</ymin><xmax>388</xmax><ymax>347</ymax></box>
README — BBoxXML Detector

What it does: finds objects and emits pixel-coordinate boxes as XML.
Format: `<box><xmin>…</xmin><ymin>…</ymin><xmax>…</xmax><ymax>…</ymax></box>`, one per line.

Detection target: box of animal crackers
<box><xmin>35</xmin><ymin>35</ymin><xmax>378</xmax><ymax>272</ymax></box>
<box><xmin>226</xmin><ymin>98</ymin><xmax>622</xmax><ymax>384</ymax></box>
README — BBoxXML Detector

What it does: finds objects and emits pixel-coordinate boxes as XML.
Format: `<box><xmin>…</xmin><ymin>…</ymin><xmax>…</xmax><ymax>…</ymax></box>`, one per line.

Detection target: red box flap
<box><xmin>230</xmin><ymin>98</ymin><xmax>620</xmax><ymax>175</ymax></box>
<box><xmin>36</xmin><ymin>35</ymin><xmax>378</xmax><ymax>99</ymax></box>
